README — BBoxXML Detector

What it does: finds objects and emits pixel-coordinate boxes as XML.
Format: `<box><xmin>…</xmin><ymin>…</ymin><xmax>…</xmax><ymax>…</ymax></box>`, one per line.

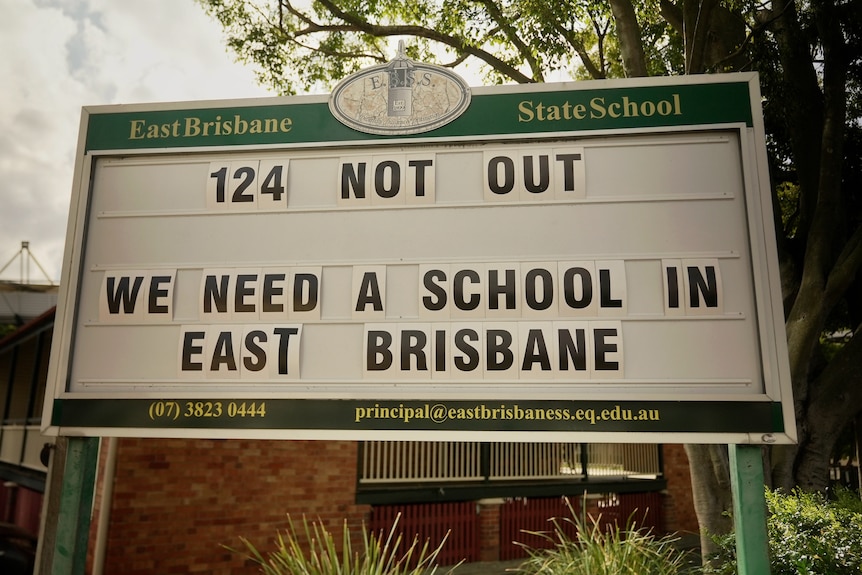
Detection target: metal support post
<box><xmin>48</xmin><ymin>437</ymin><xmax>100</xmax><ymax>575</ymax></box>
<box><xmin>729</xmin><ymin>444</ymin><xmax>771</xmax><ymax>575</ymax></box>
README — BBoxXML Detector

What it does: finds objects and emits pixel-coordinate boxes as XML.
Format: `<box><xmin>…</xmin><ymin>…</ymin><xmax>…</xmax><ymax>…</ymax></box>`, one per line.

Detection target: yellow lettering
<box><xmin>657</xmin><ymin>100</ymin><xmax>673</xmax><ymax>115</ymax></box>
<box><xmin>234</xmin><ymin>115</ymin><xmax>248</xmax><ymax>135</ymax></box>
<box><xmin>572</xmin><ymin>103</ymin><xmax>586</xmax><ymax>119</ymax></box>
<box><xmin>641</xmin><ymin>100</ymin><xmax>656</xmax><ymax>116</ymax></box>
<box><xmin>280</xmin><ymin>117</ymin><xmax>293</xmax><ymax>132</ymax></box>
<box><xmin>129</xmin><ymin>120</ymin><xmax>146</xmax><ymax>139</ymax></box>
<box><xmin>184</xmin><ymin>117</ymin><xmax>201</xmax><ymax>137</ymax></box>
<box><xmin>518</xmin><ymin>101</ymin><xmax>535</xmax><ymax>122</ymax></box>
<box><xmin>589</xmin><ymin>97</ymin><xmax>606</xmax><ymax>119</ymax></box>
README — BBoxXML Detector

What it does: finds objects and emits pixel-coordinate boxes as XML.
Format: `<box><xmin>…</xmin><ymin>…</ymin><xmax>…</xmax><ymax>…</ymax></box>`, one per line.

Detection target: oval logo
<box><xmin>329</xmin><ymin>47</ymin><xmax>471</xmax><ymax>136</ymax></box>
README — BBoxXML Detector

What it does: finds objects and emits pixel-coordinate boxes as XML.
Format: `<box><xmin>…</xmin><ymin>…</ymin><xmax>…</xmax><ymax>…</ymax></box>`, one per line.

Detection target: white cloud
<box><xmin>0</xmin><ymin>0</ymin><xmax>271</xmax><ymax>282</ymax></box>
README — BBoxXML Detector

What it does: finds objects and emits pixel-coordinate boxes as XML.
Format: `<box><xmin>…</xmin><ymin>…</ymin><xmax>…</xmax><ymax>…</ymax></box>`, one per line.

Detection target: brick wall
<box><xmin>91</xmin><ymin>438</ymin><xmax>370</xmax><ymax>575</ymax></box>
<box><xmin>662</xmin><ymin>444</ymin><xmax>699</xmax><ymax>534</ymax></box>
<box><xmin>84</xmin><ymin>440</ymin><xmax>693</xmax><ymax>573</ymax></box>
<box><xmin>477</xmin><ymin>500</ymin><xmax>502</xmax><ymax>561</ymax></box>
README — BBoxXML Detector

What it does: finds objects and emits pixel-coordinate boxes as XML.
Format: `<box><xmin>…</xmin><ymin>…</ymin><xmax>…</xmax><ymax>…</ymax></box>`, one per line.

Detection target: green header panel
<box><xmin>85</xmin><ymin>81</ymin><xmax>754</xmax><ymax>152</ymax></box>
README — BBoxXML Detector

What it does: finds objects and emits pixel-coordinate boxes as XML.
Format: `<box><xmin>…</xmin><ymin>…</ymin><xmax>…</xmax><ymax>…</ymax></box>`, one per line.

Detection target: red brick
<box><xmin>89</xmin><ymin>439</ymin><xmax>371</xmax><ymax>575</ymax></box>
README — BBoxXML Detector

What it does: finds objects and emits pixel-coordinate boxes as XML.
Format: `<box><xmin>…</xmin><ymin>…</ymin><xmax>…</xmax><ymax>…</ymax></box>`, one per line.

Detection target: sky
<box><xmin>0</xmin><ymin>0</ymin><xmax>273</xmax><ymax>283</ymax></box>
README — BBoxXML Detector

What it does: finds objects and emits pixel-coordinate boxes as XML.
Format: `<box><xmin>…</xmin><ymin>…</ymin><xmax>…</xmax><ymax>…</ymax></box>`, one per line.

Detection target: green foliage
<box><xmin>228</xmin><ymin>515</ymin><xmax>455</xmax><ymax>575</ymax></box>
<box><xmin>776</xmin><ymin>181</ymin><xmax>800</xmax><ymax>238</ymax></box>
<box><xmin>515</xmin><ymin>499</ymin><xmax>694</xmax><ymax>575</ymax></box>
<box><xmin>196</xmin><ymin>0</ymin><xmax>658</xmax><ymax>92</ymax></box>
<box><xmin>705</xmin><ymin>488</ymin><xmax>862</xmax><ymax>575</ymax></box>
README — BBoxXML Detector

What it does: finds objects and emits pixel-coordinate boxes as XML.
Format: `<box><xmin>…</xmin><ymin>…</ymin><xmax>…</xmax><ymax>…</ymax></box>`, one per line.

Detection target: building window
<box><xmin>358</xmin><ymin>441</ymin><xmax>661</xmax><ymax>485</ymax></box>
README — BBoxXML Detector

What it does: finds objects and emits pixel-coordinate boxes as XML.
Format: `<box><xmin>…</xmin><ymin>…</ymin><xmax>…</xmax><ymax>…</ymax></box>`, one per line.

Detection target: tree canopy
<box><xmin>199</xmin><ymin>0</ymin><xmax>862</xmax><ymax>558</ymax></box>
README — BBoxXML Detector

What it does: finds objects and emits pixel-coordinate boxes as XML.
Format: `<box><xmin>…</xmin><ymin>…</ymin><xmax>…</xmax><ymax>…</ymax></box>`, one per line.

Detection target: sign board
<box><xmin>42</xmin><ymin>71</ymin><xmax>795</xmax><ymax>443</ymax></box>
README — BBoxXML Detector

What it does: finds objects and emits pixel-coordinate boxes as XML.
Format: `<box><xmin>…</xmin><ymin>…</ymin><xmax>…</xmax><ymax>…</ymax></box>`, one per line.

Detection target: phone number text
<box><xmin>148</xmin><ymin>401</ymin><xmax>266</xmax><ymax>421</ymax></box>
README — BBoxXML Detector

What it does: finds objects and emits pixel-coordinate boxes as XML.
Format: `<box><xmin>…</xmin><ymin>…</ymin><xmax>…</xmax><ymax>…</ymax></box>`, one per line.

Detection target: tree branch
<box><xmin>768</xmin><ymin>0</ymin><xmax>825</xmax><ymax>241</ymax></box>
<box><xmin>660</xmin><ymin>0</ymin><xmax>683</xmax><ymax>33</ymax></box>
<box><xmin>476</xmin><ymin>0</ymin><xmax>544</xmax><ymax>82</ymax></box>
<box><xmin>795</xmin><ymin>324</ymin><xmax>862</xmax><ymax>490</ymax></box>
<box><xmin>550</xmin><ymin>20</ymin><xmax>605</xmax><ymax>79</ymax></box>
<box><xmin>607</xmin><ymin>0</ymin><xmax>649</xmax><ymax>76</ymax></box>
<box><xmin>683</xmin><ymin>0</ymin><xmax>721</xmax><ymax>73</ymax></box>
<box><xmin>823</xmin><ymin>226</ymin><xmax>862</xmax><ymax>308</ymax></box>
<box><xmin>785</xmin><ymin>0</ymin><xmax>848</xmax><ymax>386</ymax></box>
<box><xmin>314</xmin><ymin>0</ymin><xmax>535</xmax><ymax>83</ymax></box>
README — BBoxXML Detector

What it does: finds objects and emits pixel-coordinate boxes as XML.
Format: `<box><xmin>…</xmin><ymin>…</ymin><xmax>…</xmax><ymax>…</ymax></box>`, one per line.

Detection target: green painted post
<box><xmin>729</xmin><ymin>444</ymin><xmax>771</xmax><ymax>575</ymax></box>
<box><xmin>51</xmin><ymin>437</ymin><xmax>100</xmax><ymax>575</ymax></box>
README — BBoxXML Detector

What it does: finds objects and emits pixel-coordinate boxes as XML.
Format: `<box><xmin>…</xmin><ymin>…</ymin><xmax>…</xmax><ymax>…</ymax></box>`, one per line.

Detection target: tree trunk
<box><xmin>794</xmin><ymin>326</ymin><xmax>862</xmax><ymax>490</ymax></box>
<box><xmin>607</xmin><ymin>0</ymin><xmax>649</xmax><ymax>77</ymax></box>
<box><xmin>684</xmin><ymin>444</ymin><xmax>733</xmax><ymax>563</ymax></box>
<box><xmin>681</xmin><ymin>0</ymin><xmax>720</xmax><ymax>73</ymax></box>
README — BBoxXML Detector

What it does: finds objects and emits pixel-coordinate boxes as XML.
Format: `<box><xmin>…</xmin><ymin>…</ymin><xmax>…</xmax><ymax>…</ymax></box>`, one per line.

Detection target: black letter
<box><xmin>409</xmin><ymin>159</ymin><xmax>433</xmax><ymax>197</ymax></box>
<box><xmin>355</xmin><ymin>272</ymin><xmax>384</xmax><ymax>312</ymax></box>
<box><xmin>262</xmin><ymin>273</ymin><xmax>285</xmax><ymax>313</ymax></box>
<box><xmin>488</xmin><ymin>269</ymin><xmax>517</xmax><ymax>311</ymax></box>
<box><xmin>562</xmin><ymin>267</ymin><xmax>592</xmax><ymax>309</ymax></box>
<box><xmin>594</xmin><ymin>328</ymin><xmax>619</xmax><ymax>370</ymax></box>
<box><xmin>106</xmin><ymin>276</ymin><xmax>144</xmax><ymax>314</ymax></box>
<box><xmin>202</xmin><ymin>275</ymin><xmax>229</xmax><ymax>313</ymax></box>
<box><xmin>422</xmin><ymin>269</ymin><xmax>447</xmax><ymax>311</ymax></box>
<box><xmin>666</xmin><ymin>266</ymin><xmax>680</xmax><ymax>309</ymax></box>
<box><xmin>487</xmin><ymin>156</ymin><xmax>515</xmax><ymax>195</ymax></box>
<box><xmin>293</xmin><ymin>274</ymin><xmax>319</xmax><ymax>312</ymax></box>
<box><xmin>400</xmin><ymin>330</ymin><xmax>428</xmax><ymax>371</ymax></box>
<box><xmin>558</xmin><ymin>329</ymin><xmax>587</xmax><ymax>371</ymax></box>
<box><xmin>523</xmin><ymin>155</ymin><xmax>550</xmax><ymax>194</ymax></box>
<box><xmin>454</xmin><ymin>329</ymin><xmax>480</xmax><ymax>371</ymax></box>
<box><xmin>522</xmin><ymin>329</ymin><xmax>551</xmax><ymax>371</ymax></box>
<box><xmin>486</xmin><ymin>330</ymin><xmax>514</xmax><ymax>371</ymax></box>
<box><xmin>181</xmin><ymin>331</ymin><xmax>205</xmax><ymax>371</ymax></box>
<box><xmin>147</xmin><ymin>275</ymin><xmax>172</xmax><ymax>314</ymax></box>
<box><xmin>555</xmin><ymin>153</ymin><xmax>582</xmax><ymax>192</ymax></box>
<box><xmin>243</xmin><ymin>330</ymin><xmax>267</xmax><ymax>371</ymax></box>
<box><xmin>367</xmin><ymin>331</ymin><xmax>393</xmax><ymax>371</ymax></box>
<box><xmin>273</xmin><ymin>327</ymin><xmax>300</xmax><ymax>375</ymax></box>
<box><xmin>687</xmin><ymin>266</ymin><xmax>718</xmax><ymax>308</ymax></box>
<box><xmin>210</xmin><ymin>331</ymin><xmax>238</xmax><ymax>372</ymax></box>
<box><xmin>234</xmin><ymin>274</ymin><xmax>257</xmax><ymax>313</ymax></box>
<box><xmin>341</xmin><ymin>162</ymin><xmax>366</xmax><ymax>199</ymax></box>
<box><xmin>374</xmin><ymin>160</ymin><xmax>400</xmax><ymax>198</ymax></box>
<box><xmin>525</xmin><ymin>268</ymin><xmax>553</xmax><ymax>310</ymax></box>
<box><xmin>453</xmin><ymin>269</ymin><xmax>481</xmax><ymax>311</ymax></box>
<box><xmin>599</xmin><ymin>269</ymin><xmax>622</xmax><ymax>308</ymax></box>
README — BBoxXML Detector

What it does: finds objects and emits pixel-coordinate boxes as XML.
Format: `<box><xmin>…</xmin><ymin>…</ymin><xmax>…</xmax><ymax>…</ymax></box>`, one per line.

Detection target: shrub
<box><xmin>230</xmin><ymin>515</ymin><xmax>454</xmax><ymax>575</ymax></box>
<box><xmin>515</xmin><ymin>498</ymin><xmax>694</xmax><ymax>575</ymax></box>
<box><xmin>706</xmin><ymin>487</ymin><xmax>862</xmax><ymax>575</ymax></box>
